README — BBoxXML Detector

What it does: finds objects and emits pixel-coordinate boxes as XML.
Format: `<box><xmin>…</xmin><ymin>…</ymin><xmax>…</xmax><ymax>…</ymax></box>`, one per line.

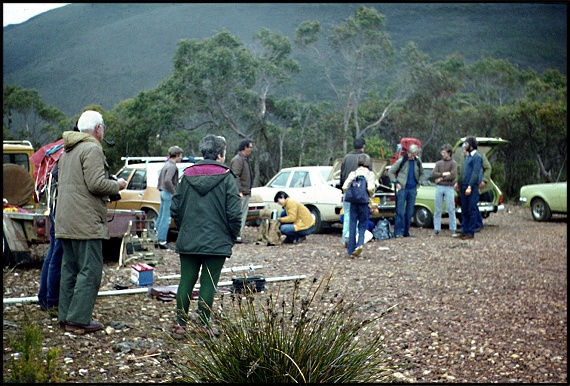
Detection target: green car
<box><xmin>519</xmin><ymin>181</ymin><xmax>567</xmax><ymax>221</ymax></box>
<box><xmin>411</xmin><ymin>137</ymin><xmax>509</xmax><ymax>228</ymax></box>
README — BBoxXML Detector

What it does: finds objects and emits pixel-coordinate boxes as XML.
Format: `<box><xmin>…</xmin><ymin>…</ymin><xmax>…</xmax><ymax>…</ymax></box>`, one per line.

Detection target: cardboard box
<box><xmin>130</xmin><ymin>263</ymin><xmax>154</xmax><ymax>286</ymax></box>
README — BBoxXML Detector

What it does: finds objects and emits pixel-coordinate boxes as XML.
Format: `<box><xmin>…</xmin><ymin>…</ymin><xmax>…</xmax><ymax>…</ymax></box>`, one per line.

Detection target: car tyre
<box><xmin>531</xmin><ymin>198</ymin><xmax>552</xmax><ymax>222</ymax></box>
<box><xmin>307</xmin><ymin>206</ymin><xmax>323</xmax><ymax>234</ymax></box>
<box><xmin>413</xmin><ymin>206</ymin><xmax>433</xmax><ymax>228</ymax></box>
<box><xmin>144</xmin><ymin>208</ymin><xmax>159</xmax><ymax>228</ymax></box>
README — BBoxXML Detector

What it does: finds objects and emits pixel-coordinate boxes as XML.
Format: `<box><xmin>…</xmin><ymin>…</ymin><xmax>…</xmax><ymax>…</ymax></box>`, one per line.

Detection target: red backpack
<box><xmin>29</xmin><ymin>139</ymin><xmax>65</xmax><ymax>203</ymax></box>
<box><xmin>389</xmin><ymin>137</ymin><xmax>422</xmax><ymax>166</ymax></box>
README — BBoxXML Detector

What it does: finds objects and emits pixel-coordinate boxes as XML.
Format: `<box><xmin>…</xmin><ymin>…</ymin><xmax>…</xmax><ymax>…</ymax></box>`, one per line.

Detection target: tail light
<box><xmin>36</xmin><ymin>218</ymin><xmax>46</xmax><ymax>235</ymax></box>
<box><xmin>134</xmin><ymin>212</ymin><xmax>147</xmax><ymax>232</ymax></box>
<box><xmin>498</xmin><ymin>194</ymin><xmax>504</xmax><ymax>205</ymax></box>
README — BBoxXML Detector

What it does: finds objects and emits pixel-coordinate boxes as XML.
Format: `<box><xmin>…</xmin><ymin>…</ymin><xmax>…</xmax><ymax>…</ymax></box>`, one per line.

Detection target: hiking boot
<box><xmin>64</xmin><ymin>320</ymin><xmax>104</xmax><ymax>334</ymax></box>
<box><xmin>434</xmin><ymin>230</ymin><xmax>440</xmax><ymax>236</ymax></box>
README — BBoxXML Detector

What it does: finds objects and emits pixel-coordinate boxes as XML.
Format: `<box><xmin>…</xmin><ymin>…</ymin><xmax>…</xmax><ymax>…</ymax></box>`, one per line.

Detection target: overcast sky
<box><xmin>3</xmin><ymin>3</ymin><xmax>69</xmax><ymax>27</ymax></box>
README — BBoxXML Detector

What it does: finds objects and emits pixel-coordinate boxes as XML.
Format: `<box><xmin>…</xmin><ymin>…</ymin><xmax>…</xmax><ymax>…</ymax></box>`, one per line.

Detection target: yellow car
<box><xmin>110</xmin><ymin>157</ymin><xmax>264</xmax><ymax>228</ymax></box>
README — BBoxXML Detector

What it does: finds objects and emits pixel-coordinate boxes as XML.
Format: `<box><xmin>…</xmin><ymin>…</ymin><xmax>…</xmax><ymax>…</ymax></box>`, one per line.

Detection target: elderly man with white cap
<box><xmin>388</xmin><ymin>143</ymin><xmax>425</xmax><ymax>238</ymax></box>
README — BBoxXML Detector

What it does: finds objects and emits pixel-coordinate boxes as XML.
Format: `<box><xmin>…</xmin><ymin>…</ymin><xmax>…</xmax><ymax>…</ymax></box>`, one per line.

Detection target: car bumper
<box><xmin>455</xmin><ymin>202</ymin><xmax>504</xmax><ymax>213</ymax></box>
<box><xmin>247</xmin><ymin>203</ymin><xmax>266</xmax><ymax>222</ymax></box>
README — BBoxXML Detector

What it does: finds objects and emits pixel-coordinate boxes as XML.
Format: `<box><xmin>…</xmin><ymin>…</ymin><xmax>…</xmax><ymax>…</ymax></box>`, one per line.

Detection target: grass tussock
<box><xmin>172</xmin><ymin>273</ymin><xmax>399</xmax><ymax>383</ymax></box>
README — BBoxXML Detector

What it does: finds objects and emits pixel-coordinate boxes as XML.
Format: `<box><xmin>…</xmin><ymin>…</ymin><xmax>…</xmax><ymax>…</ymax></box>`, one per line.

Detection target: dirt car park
<box><xmin>2</xmin><ymin>203</ymin><xmax>566</xmax><ymax>383</ymax></box>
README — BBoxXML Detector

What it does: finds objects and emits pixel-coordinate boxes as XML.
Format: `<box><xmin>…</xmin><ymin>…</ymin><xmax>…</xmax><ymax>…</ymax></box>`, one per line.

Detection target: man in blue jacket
<box><xmin>453</xmin><ymin>136</ymin><xmax>483</xmax><ymax>240</ymax></box>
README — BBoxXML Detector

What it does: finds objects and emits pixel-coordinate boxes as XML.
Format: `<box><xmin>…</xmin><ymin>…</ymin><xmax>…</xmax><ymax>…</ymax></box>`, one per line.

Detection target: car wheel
<box><xmin>144</xmin><ymin>209</ymin><xmax>159</xmax><ymax>228</ymax></box>
<box><xmin>531</xmin><ymin>198</ymin><xmax>552</xmax><ymax>221</ymax></box>
<box><xmin>307</xmin><ymin>206</ymin><xmax>323</xmax><ymax>234</ymax></box>
<box><xmin>413</xmin><ymin>206</ymin><xmax>433</xmax><ymax>228</ymax></box>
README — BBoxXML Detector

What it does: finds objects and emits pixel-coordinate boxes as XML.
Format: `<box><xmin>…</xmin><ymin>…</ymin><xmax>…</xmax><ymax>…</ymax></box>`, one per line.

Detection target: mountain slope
<box><xmin>3</xmin><ymin>3</ymin><xmax>567</xmax><ymax>116</ymax></box>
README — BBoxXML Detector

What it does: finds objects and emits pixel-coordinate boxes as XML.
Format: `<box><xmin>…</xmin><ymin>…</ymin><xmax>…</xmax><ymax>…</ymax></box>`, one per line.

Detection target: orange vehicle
<box><xmin>3</xmin><ymin>140</ymin><xmax>149</xmax><ymax>266</ymax></box>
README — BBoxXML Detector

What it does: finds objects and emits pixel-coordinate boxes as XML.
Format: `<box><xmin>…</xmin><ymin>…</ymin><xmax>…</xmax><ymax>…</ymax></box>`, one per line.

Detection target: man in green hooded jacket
<box><xmin>170</xmin><ymin>134</ymin><xmax>242</xmax><ymax>339</ymax></box>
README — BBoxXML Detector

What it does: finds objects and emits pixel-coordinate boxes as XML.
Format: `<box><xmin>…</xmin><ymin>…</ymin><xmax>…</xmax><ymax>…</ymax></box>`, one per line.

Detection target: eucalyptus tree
<box><xmin>394</xmin><ymin>42</ymin><xmax>460</xmax><ymax>160</ymax></box>
<box><xmin>270</xmin><ymin>96</ymin><xmax>325</xmax><ymax>171</ymax></box>
<box><xmin>295</xmin><ymin>6</ymin><xmax>395</xmax><ymax>153</ymax></box>
<box><xmin>498</xmin><ymin>69</ymin><xmax>567</xmax><ymax>197</ymax></box>
<box><xmin>112</xmin><ymin>88</ymin><xmax>181</xmax><ymax>160</ymax></box>
<box><xmin>165</xmin><ymin>28</ymin><xmax>299</xmax><ymax>185</ymax></box>
<box><xmin>3</xmin><ymin>84</ymin><xmax>67</xmax><ymax>147</ymax></box>
<box><xmin>249</xmin><ymin>28</ymin><xmax>300</xmax><ymax>185</ymax></box>
<box><xmin>167</xmin><ymin>29</ymin><xmax>257</xmax><ymax>141</ymax></box>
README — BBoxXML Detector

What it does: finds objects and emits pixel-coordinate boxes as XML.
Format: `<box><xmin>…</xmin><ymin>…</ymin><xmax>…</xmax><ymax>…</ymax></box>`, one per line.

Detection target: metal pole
<box><xmin>3</xmin><ymin>274</ymin><xmax>306</xmax><ymax>304</ymax></box>
<box><xmin>157</xmin><ymin>264</ymin><xmax>263</xmax><ymax>280</ymax></box>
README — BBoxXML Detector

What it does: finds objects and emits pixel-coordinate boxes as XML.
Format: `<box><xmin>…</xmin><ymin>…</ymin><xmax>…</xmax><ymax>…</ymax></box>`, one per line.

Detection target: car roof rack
<box><xmin>3</xmin><ymin>140</ymin><xmax>33</xmax><ymax>148</ymax></box>
<box><xmin>121</xmin><ymin>156</ymin><xmax>202</xmax><ymax>167</ymax></box>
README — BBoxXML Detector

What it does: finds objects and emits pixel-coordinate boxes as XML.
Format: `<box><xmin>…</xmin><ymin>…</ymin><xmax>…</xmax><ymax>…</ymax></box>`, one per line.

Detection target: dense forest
<box><xmin>3</xmin><ymin>4</ymin><xmax>567</xmax><ymax>201</ymax></box>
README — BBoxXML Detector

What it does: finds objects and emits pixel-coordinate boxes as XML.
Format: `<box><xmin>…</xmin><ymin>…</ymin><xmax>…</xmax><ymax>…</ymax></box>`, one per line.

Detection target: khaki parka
<box><xmin>55</xmin><ymin>131</ymin><xmax>120</xmax><ymax>240</ymax></box>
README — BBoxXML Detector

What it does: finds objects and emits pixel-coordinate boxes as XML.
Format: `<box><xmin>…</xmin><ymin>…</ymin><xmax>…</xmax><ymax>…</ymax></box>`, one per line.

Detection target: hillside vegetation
<box><xmin>3</xmin><ymin>3</ymin><xmax>567</xmax><ymax>116</ymax></box>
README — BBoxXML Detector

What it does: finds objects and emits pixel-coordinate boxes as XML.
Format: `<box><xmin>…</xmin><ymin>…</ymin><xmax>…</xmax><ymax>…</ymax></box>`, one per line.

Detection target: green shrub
<box><xmin>173</xmin><ymin>274</ymin><xmax>399</xmax><ymax>383</ymax></box>
<box><xmin>6</xmin><ymin>322</ymin><xmax>64</xmax><ymax>383</ymax></box>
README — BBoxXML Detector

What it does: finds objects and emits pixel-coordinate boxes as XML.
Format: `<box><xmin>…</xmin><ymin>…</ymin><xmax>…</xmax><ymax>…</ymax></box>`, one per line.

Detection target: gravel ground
<box><xmin>3</xmin><ymin>204</ymin><xmax>567</xmax><ymax>383</ymax></box>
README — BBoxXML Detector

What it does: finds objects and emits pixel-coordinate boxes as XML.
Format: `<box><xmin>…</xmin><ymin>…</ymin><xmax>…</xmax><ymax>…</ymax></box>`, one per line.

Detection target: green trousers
<box><xmin>176</xmin><ymin>254</ymin><xmax>226</xmax><ymax>326</ymax></box>
<box><xmin>58</xmin><ymin>239</ymin><xmax>103</xmax><ymax>325</ymax></box>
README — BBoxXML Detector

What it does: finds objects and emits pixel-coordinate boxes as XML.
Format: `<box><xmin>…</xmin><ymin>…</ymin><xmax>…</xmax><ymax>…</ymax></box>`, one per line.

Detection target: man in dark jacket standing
<box><xmin>453</xmin><ymin>137</ymin><xmax>483</xmax><ymax>240</ymax></box>
<box><xmin>171</xmin><ymin>134</ymin><xmax>242</xmax><ymax>339</ymax></box>
<box><xmin>230</xmin><ymin>138</ymin><xmax>253</xmax><ymax>243</ymax></box>
<box><xmin>55</xmin><ymin>110</ymin><xmax>127</xmax><ymax>333</ymax></box>
<box><xmin>339</xmin><ymin>137</ymin><xmax>367</xmax><ymax>246</ymax></box>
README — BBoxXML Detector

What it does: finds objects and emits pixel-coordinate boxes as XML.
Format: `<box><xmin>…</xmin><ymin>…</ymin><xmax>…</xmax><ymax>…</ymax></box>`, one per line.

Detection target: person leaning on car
<box><xmin>230</xmin><ymin>138</ymin><xmax>254</xmax><ymax>243</ymax></box>
<box><xmin>156</xmin><ymin>145</ymin><xmax>184</xmax><ymax>249</ymax></box>
<box><xmin>455</xmin><ymin>145</ymin><xmax>488</xmax><ymax>233</ymax></box>
<box><xmin>453</xmin><ymin>137</ymin><xmax>483</xmax><ymax>240</ymax></box>
<box><xmin>432</xmin><ymin>143</ymin><xmax>458</xmax><ymax>237</ymax></box>
<box><xmin>274</xmin><ymin>191</ymin><xmax>316</xmax><ymax>244</ymax></box>
<box><xmin>55</xmin><ymin>110</ymin><xmax>127</xmax><ymax>334</ymax></box>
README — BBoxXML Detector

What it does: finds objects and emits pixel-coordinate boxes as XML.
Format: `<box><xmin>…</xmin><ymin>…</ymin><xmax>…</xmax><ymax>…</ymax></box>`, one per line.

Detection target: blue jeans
<box><xmin>394</xmin><ymin>188</ymin><xmax>417</xmax><ymax>237</ymax></box>
<box><xmin>341</xmin><ymin>200</ymin><xmax>351</xmax><ymax>245</ymax></box>
<box><xmin>347</xmin><ymin>202</ymin><xmax>368</xmax><ymax>256</ymax></box>
<box><xmin>280</xmin><ymin>224</ymin><xmax>315</xmax><ymax>242</ymax></box>
<box><xmin>156</xmin><ymin>190</ymin><xmax>172</xmax><ymax>243</ymax></box>
<box><xmin>38</xmin><ymin>209</ymin><xmax>63</xmax><ymax>309</ymax></box>
<box><xmin>460</xmin><ymin>185</ymin><xmax>480</xmax><ymax>236</ymax></box>
<box><xmin>475</xmin><ymin>207</ymin><xmax>483</xmax><ymax>230</ymax></box>
<box><xmin>434</xmin><ymin>185</ymin><xmax>457</xmax><ymax>232</ymax></box>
